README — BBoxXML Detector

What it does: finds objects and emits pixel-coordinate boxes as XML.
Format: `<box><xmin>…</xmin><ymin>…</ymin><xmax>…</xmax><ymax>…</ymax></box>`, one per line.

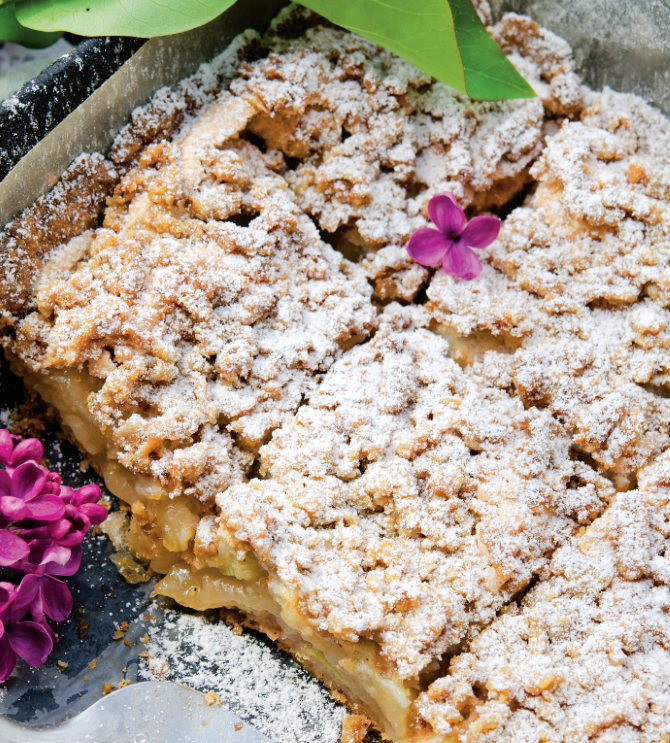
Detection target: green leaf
<box><xmin>301</xmin><ymin>0</ymin><xmax>534</xmax><ymax>100</ymax></box>
<box><xmin>298</xmin><ymin>0</ymin><xmax>467</xmax><ymax>96</ymax></box>
<box><xmin>13</xmin><ymin>0</ymin><xmax>536</xmax><ymax>100</ymax></box>
<box><xmin>0</xmin><ymin>3</ymin><xmax>61</xmax><ymax>46</ymax></box>
<box><xmin>15</xmin><ymin>0</ymin><xmax>237</xmax><ymax>38</ymax></box>
<box><xmin>450</xmin><ymin>0</ymin><xmax>536</xmax><ymax>99</ymax></box>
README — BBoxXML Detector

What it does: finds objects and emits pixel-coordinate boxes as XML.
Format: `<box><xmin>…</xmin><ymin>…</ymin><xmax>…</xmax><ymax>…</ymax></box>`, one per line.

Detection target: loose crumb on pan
<box><xmin>341</xmin><ymin>714</ymin><xmax>371</xmax><ymax>743</ymax></box>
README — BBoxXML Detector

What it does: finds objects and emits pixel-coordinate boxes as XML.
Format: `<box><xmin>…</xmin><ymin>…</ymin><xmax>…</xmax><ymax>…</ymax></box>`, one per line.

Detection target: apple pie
<box><xmin>1</xmin><ymin>5</ymin><xmax>669</xmax><ymax>742</ymax></box>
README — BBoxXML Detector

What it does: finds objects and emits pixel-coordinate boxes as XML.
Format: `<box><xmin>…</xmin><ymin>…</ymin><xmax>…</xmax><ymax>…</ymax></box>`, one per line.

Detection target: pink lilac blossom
<box><xmin>0</xmin><ymin>582</ymin><xmax>52</xmax><ymax>681</ymax></box>
<box><xmin>0</xmin><ymin>430</ymin><xmax>106</xmax><ymax>682</ymax></box>
<box><xmin>406</xmin><ymin>193</ymin><xmax>500</xmax><ymax>280</ymax></box>
<box><xmin>0</xmin><ymin>461</ymin><xmax>64</xmax><ymax>525</ymax></box>
<box><xmin>0</xmin><ymin>430</ymin><xmax>43</xmax><ymax>472</ymax></box>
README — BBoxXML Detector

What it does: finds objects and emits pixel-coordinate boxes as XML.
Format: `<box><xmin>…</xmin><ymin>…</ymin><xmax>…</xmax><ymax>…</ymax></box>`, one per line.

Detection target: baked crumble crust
<box><xmin>7</xmin><ymin>93</ymin><xmax>376</xmax><ymax>498</ymax></box>
<box><xmin>1</xmin><ymin>6</ymin><xmax>669</xmax><ymax>741</ymax></box>
<box><xmin>415</xmin><ymin>451</ymin><xmax>670</xmax><ymax>742</ymax></box>
<box><xmin>428</xmin><ymin>88</ymin><xmax>670</xmax><ymax>477</ymax></box>
<box><xmin>216</xmin><ymin>305</ymin><xmax>614</xmax><ymax>679</ymax></box>
<box><xmin>228</xmin><ymin>9</ymin><xmax>580</xmax><ymax>302</ymax></box>
<box><xmin>0</xmin><ymin>153</ymin><xmax>117</xmax><ymax>319</ymax></box>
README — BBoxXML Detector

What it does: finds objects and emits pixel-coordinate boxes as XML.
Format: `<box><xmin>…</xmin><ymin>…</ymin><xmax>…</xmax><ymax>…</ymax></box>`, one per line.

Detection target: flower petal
<box><xmin>79</xmin><ymin>503</ymin><xmax>108</xmax><ymax>524</ymax></box>
<box><xmin>40</xmin><ymin>576</ymin><xmax>72</xmax><ymax>622</ymax></box>
<box><xmin>406</xmin><ymin>228</ymin><xmax>450</xmax><ymax>266</ymax></box>
<box><xmin>11</xmin><ymin>574</ymin><xmax>40</xmax><ymax>620</ymax></box>
<box><xmin>72</xmin><ymin>484</ymin><xmax>100</xmax><ymax>506</ymax></box>
<box><xmin>6</xmin><ymin>620</ymin><xmax>53</xmax><ymax>666</ymax></box>
<box><xmin>0</xmin><ymin>496</ymin><xmax>29</xmax><ymax>522</ymax></box>
<box><xmin>41</xmin><ymin>542</ymin><xmax>71</xmax><ymax>567</ymax></box>
<box><xmin>30</xmin><ymin>603</ymin><xmax>57</xmax><ymax>644</ymax></box>
<box><xmin>0</xmin><ymin>470</ymin><xmax>11</xmax><ymax>499</ymax></box>
<box><xmin>0</xmin><ymin>634</ymin><xmax>18</xmax><ymax>682</ymax></box>
<box><xmin>9</xmin><ymin>439</ymin><xmax>44</xmax><ymax>468</ymax></box>
<box><xmin>59</xmin><ymin>486</ymin><xmax>75</xmax><ymax>505</ymax></box>
<box><xmin>58</xmin><ymin>531</ymin><xmax>86</xmax><ymax>547</ymax></box>
<box><xmin>0</xmin><ymin>431</ymin><xmax>13</xmax><ymax>467</ymax></box>
<box><xmin>0</xmin><ymin>582</ymin><xmax>16</xmax><ymax>614</ymax></box>
<box><xmin>427</xmin><ymin>193</ymin><xmax>466</xmax><ymax>236</ymax></box>
<box><xmin>48</xmin><ymin>519</ymin><xmax>72</xmax><ymax>541</ymax></box>
<box><xmin>0</xmin><ymin>529</ymin><xmax>29</xmax><ymax>567</ymax></box>
<box><xmin>45</xmin><ymin>546</ymin><xmax>82</xmax><ymax>576</ymax></box>
<box><xmin>442</xmin><ymin>240</ymin><xmax>483</xmax><ymax>281</ymax></box>
<box><xmin>460</xmin><ymin>215</ymin><xmax>501</xmax><ymax>249</ymax></box>
<box><xmin>17</xmin><ymin>526</ymin><xmax>50</xmax><ymax>541</ymax></box>
<box><xmin>11</xmin><ymin>462</ymin><xmax>47</xmax><ymax>502</ymax></box>
<box><xmin>25</xmin><ymin>495</ymin><xmax>65</xmax><ymax>522</ymax></box>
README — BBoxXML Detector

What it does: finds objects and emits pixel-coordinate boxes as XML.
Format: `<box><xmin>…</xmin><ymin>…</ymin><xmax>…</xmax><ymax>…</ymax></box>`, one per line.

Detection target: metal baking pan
<box><xmin>490</xmin><ymin>0</ymin><xmax>670</xmax><ymax>116</ymax></box>
<box><xmin>0</xmin><ymin>0</ymin><xmax>667</xmax><ymax>739</ymax></box>
<box><xmin>0</xmin><ymin>0</ymin><xmax>286</xmax><ymax>226</ymax></box>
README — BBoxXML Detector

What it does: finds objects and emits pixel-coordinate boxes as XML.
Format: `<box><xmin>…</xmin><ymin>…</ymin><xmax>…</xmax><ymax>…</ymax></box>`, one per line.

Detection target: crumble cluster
<box><xmin>415</xmin><ymin>452</ymin><xmax>670</xmax><ymax>742</ymax></box>
<box><xmin>216</xmin><ymin>305</ymin><xmax>613</xmax><ymax>678</ymax></box>
<box><xmin>8</xmin><ymin>93</ymin><xmax>376</xmax><ymax>498</ymax></box>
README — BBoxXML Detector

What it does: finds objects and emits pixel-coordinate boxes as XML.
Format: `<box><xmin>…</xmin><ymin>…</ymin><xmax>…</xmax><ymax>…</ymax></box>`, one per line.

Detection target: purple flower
<box><xmin>406</xmin><ymin>193</ymin><xmax>501</xmax><ymax>280</ymax></box>
<box><xmin>0</xmin><ymin>581</ymin><xmax>53</xmax><ymax>682</ymax></box>
<box><xmin>0</xmin><ymin>462</ymin><xmax>65</xmax><ymax>527</ymax></box>
<box><xmin>0</xmin><ymin>430</ymin><xmax>108</xmax><ymax>681</ymax></box>
<box><xmin>57</xmin><ymin>484</ymin><xmax>107</xmax><ymax>545</ymax></box>
<box><xmin>0</xmin><ymin>529</ymin><xmax>29</xmax><ymax>567</ymax></box>
<box><xmin>10</xmin><ymin>539</ymin><xmax>82</xmax><ymax>578</ymax></box>
<box><xmin>0</xmin><ymin>430</ymin><xmax>44</xmax><ymax>472</ymax></box>
<box><xmin>21</xmin><ymin>484</ymin><xmax>106</xmax><ymax>549</ymax></box>
<box><xmin>10</xmin><ymin>574</ymin><xmax>72</xmax><ymax>644</ymax></box>
<box><xmin>5</xmin><ymin>541</ymin><xmax>80</xmax><ymax>645</ymax></box>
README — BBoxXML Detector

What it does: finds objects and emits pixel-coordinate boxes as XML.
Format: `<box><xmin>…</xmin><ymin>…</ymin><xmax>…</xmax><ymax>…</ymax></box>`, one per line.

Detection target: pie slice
<box><xmin>151</xmin><ymin>304</ymin><xmax>613</xmax><ymax>742</ymax></box>
<box><xmin>414</xmin><ymin>450</ymin><xmax>670</xmax><ymax>741</ymax></box>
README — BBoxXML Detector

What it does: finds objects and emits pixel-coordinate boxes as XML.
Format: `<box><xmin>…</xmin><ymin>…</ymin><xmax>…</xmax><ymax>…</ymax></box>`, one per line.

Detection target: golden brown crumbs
<box><xmin>341</xmin><ymin>715</ymin><xmax>371</xmax><ymax>743</ymax></box>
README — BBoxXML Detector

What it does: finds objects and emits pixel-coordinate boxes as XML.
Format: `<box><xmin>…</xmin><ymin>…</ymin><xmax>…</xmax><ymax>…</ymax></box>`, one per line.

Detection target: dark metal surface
<box><xmin>490</xmin><ymin>0</ymin><xmax>670</xmax><ymax>116</ymax></box>
<box><xmin>0</xmin><ymin>355</ymin><xmax>155</xmax><ymax>723</ymax></box>
<box><xmin>0</xmin><ymin>37</ymin><xmax>144</xmax><ymax>180</ymax></box>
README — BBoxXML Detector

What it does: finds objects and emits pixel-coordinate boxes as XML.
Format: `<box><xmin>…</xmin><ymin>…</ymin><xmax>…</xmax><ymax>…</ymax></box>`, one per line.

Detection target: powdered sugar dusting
<box><xmin>415</xmin><ymin>452</ymin><xmax>670</xmax><ymax>740</ymax></box>
<box><xmin>141</xmin><ymin>608</ymin><xmax>343</xmax><ymax>743</ymax></box>
<box><xmin>216</xmin><ymin>304</ymin><xmax>614</xmax><ymax>678</ymax></box>
<box><xmin>2</xmin><ymin>5</ymin><xmax>670</xmax><ymax>741</ymax></box>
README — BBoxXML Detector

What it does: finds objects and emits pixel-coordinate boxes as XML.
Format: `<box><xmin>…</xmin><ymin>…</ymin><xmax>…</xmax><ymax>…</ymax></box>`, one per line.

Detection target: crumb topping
<box><xmin>9</xmin><ymin>93</ymin><xmax>376</xmax><ymax>497</ymax></box>
<box><xmin>2</xmin><ymin>7</ymin><xmax>670</xmax><ymax>739</ymax></box>
<box><xmin>415</xmin><ymin>451</ymin><xmax>670</xmax><ymax>741</ymax></box>
<box><xmin>0</xmin><ymin>154</ymin><xmax>117</xmax><ymax>319</ymax></box>
<box><xmin>428</xmin><ymin>88</ymin><xmax>670</xmax><ymax>476</ymax></box>
<box><xmin>226</xmin><ymin>12</ymin><xmax>578</xmax><ymax>301</ymax></box>
<box><xmin>216</xmin><ymin>305</ymin><xmax>613</xmax><ymax>678</ymax></box>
